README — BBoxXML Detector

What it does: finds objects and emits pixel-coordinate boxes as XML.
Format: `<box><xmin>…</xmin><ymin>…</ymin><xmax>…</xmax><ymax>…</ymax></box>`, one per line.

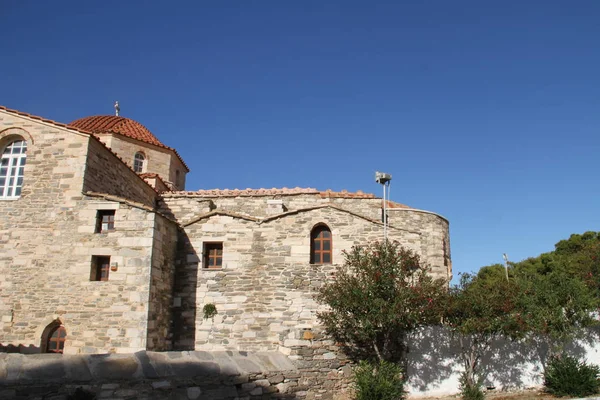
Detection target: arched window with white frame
<box><xmin>133</xmin><ymin>152</ymin><xmax>146</xmax><ymax>173</ymax></box>
<box><xmin>0</xmin><ymin>139</ymin><xmax>27</xmax><ymax>198</ymax></box>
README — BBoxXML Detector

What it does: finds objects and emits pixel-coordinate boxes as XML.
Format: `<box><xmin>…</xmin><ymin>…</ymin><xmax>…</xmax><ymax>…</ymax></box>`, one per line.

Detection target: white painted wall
<box><xmin>405</xmin><ymin>327</ymin><xmax>600</xmax><ymax>397</ymax></box>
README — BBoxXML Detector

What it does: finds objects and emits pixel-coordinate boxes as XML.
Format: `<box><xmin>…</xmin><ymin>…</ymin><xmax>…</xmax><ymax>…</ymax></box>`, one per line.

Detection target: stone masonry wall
<box><xmin>1</xmin><ymin>195</ymin><xmax>160</xmax><ymax>354</ymax></box>
<box><xmin>146</xmin><ymin>214</ymin><xmax>178</xmax><ymax>351</ymax></box>
<box><xmin>83</xmin><ymin>137</ymin><xmax>158</xmax><ymax>208</ymax></box>
<box><xmin>161</xmin><ymin>194</ymin><xmax>448</xmax><ymax>278</ymax></box>
<box><xmin>163</xmin><ymin>193</ymin><xmax>449</xmax><ymax>354</ymax></box>
<box><xmin>0</xmin><ymin>351</ymin><xmax>351</xmax><ymax>400</ymax></box>
<box><xmin>388</xmin><ymin>208</ymin><xmax>451</xmax><ymax>280</ymax></box>
<box><xmin>98</xmin><ymin>134</ymin><xmax>187</xmax><ymax>191</ymax></box>
<box><xmin>0</xmin><ymin>113</ymin><xmax>87</xmax><ymax>350</ymax></box>
<box><xmin>0</xmin><ymin>112</ymin><xmax>164</xmax><ymax>354</ymax></box>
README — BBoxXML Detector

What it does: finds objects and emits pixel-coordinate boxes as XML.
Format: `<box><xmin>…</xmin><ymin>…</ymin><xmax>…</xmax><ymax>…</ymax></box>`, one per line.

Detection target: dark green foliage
<box><xmin>202</xmin><ymin>303</ymin><xmax>217</xmax><ymax>319</ymax></box>
<box><xmin>475</xmin><ymin>234</ymin><xmax>600</xmax><ymax>355</ymax></box>
<box><xmin>448</xmin><ymin>231</ymin><xmax>600</xmax><ymax>394</ymax></box>
<box><xmin>316</xmin><ymin>241</ymin><xmax>448</xmax><ymax>362</ymax></box>
<box><xmin>353</xmin><ymin>360</ymin><xmax>406</xmax><ymax>400</ymax></box>
<box><xmin>445</xmin><ymin>273</ymin><xmax>521</xmax><ymax>393</ymax></box>
<box><xmin>515</xmin><ymin>264</ymin><xmax>598</xmax><ymax>348</ymax></box>
<box><xmin>544</xmin><ymin>356</ymin><xmax>600</xmax><ymax>397</ymax></box>
<box><xmin>459</xmin><ymin>373</ymin><xmax>485</xmax><ymax>400</ymax></box>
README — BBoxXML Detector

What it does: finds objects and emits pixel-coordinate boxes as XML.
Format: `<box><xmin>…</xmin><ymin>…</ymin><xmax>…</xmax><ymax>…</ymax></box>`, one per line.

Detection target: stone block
<box><xmin>170</xmin><ymin>361</ymin><xmax>220</xmax><ymax>378</ymax></box>
<box><xmin>89</xmin><ymin>355</ymin><xmax>139</xmax><ymax>380</ymax></box>
<box><xmin>249</xmin><ymin>387</ymin><xmax>263</xmax><ymax>395</ymax></box>
<box><xmin>187</xmin><ymin>387</ymin><xmax>202</xmax><ymax>399</ymax></box>
<box><xmin>268</xmin><ymin>374</ymin><xmax>284</xmax><ymax>384</ymax></box>
<box><xmin>151</xmin><ymin>380</ymin><xmax>171</xmax><ymax>389</ymax></box>
<box><xmin>254</xmin><ymin>379</ymin><xmax>270</xmax><ymax>387</ymax></box>
<box><xmin>240</xmin><ymin>382</ymin><xmax>256</xmax><ymax>391</ymax></box>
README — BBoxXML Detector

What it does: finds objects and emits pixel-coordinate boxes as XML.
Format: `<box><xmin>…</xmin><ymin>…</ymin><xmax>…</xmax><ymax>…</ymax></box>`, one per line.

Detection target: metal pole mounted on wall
<box><xmin>375</xmin><ymin>171</ymin><xmax>392</xmax><ymax>242</ymax></box>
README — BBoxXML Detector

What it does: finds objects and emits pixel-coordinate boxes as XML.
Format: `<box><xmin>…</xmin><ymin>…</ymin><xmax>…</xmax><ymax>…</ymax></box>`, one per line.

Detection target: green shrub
<box><xmin>353</xmin><ymin>360</ymin><xmax>406</xmax><ymax>400</ymax></box>
<box><xmin>459</xmin><ymin>373</ymin><xmax>485</xmax><ymax>400</ymax></box>
<box><xmin>202</xmin><ymin>303</ymin><xmax>217</xmax><ymax>320</ymax></box>
<box><xmin>544</xmin><ymin>355</ymin><xmax>600</xmax><ymax>397</ymax></box>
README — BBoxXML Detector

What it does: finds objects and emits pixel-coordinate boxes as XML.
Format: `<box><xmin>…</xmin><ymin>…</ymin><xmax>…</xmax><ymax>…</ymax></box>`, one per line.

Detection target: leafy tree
<box><xmin>444</xmin><ymin>272</ymin><xmax>521</xmax><ymax>395</ymax></box>
<box><xmin>514</xmin><ymin>263</ymin><xmax>598</xmax><ymax>356</ymax></box>
<box><xmin>471</xmin><ymin>232</ymin><xmax>600</xmax><ymax>360</ymax></box>
<box><xmin>316</xmin><ymin>240</ymin><xmax>448</xmax><ymax>363</ymax></box>
<box><xmin>553</xmin><ymin>232</ymin><xmax>600</xmax><ymax>296</ymax></box>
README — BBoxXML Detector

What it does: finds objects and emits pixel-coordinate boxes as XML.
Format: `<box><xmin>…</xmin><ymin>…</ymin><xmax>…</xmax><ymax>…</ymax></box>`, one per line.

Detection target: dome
<box><xmin>69</xmin><ymin>115</ymin><xmax>164</xmax><ymax>148</ymax></box>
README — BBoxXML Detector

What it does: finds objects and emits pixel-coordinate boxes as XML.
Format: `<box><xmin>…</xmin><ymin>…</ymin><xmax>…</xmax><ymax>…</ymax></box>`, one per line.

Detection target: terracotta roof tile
<box><xmin>139</xmin><ymin>172</ymin><xmax>172</xmax><ymax>190</ymax></box>
<box><xmin>70</xmin><ymin>116</ymin><xmax>161</xmax><ymax>146</ymax></box>
<box><xmin>319</xmin><ymin>189</ymin><xmax>376</xmax><ymax>199</ymax></box>
<box><xmin>69</xmin><ymin>115</ymin><xmax>189</xmax><ymax>171</ymax></box>
<box><xmin>385</xmin><ymin>199</ymin><xmax>411</xmax><ymax>209</ymax></box>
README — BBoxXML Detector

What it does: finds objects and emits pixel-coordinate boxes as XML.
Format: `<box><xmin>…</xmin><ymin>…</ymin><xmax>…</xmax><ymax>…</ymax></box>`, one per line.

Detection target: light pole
<box><xmin>375</xmin><ymin>171</ymin><xmax>392</xmax><ymax>241</ymax></box>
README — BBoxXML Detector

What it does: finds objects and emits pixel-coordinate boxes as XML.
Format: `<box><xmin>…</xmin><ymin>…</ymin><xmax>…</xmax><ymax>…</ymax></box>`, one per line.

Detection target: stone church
<box><xmin>0</xmin><ymin>105</ymin><xmax>451</xmax><ymax>356</ymax></box>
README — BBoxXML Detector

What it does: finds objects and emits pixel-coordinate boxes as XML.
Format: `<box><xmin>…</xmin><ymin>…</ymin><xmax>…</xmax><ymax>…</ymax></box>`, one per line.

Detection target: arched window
<box><xmin>175</xmin><ymin>169</ymin><xmax>180</xmax><ymax>187</ymax></box>
<box><xmin>47</xmin><ymin>325</ymin><xmax>67</xmax><ymax>353</ymax></box>
<box><xmin>41</xmin><ymin>320</ymin><xmax>66</xmax><ymax>353</ymax></box>
<box><xmin>0</xmin><ymin>139</ymin><xmax>27</xmax><ymax>198</ymax></box>
<box><xmin>311</xmin><ymin>224</ymin><xmax>332</xmax><ymax>264</ymax></box>
<box><xmin>133</xmin><ymin>152</ymin><xmax>146</xmax><ymax>173</ymax></box>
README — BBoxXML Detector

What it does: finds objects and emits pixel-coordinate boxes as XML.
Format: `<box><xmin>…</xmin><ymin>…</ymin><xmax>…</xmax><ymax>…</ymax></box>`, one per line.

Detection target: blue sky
<box><xmin>2</xmin><ymin>1</ymin><xmax>600</xmax><ymax>279</ymax></box>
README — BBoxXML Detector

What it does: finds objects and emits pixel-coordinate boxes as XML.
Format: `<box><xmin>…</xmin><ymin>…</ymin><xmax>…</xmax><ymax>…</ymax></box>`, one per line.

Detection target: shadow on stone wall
<box><xmin>0</xmin><ymin>351</ymin><xmax>303</xmax><ymax>399</ymax></box>
<box><xmin>0</xmin><ymin>343</ymin><xmax>40</xmax><ymax>354</ymax></box>
<box><xmin>172</xmin><ymin>227</ymin><xmax>198</xmax><ymax>350</ymax></box>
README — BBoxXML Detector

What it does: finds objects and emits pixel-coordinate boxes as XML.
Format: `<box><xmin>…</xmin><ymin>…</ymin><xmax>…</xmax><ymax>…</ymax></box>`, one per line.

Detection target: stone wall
<box><xmin>164</xmin><ymin>192</ymin><xmax>450</xmax><ymax>353</ymax></box>
<box><xmin>0</xmin><ymin>351</ymin><xmax>351</xmax><ymax>400</ymax></box>
<box><xmin>146</xmin><ymin>214</ymin><xmax>178</xmax><ymax>351</ymax></box>
<box><xmin>97</xmin><ymin>133</ymin><xmax>187</xmax><ymax>191</ymax></box>
<box><xmin>388</xmin><ymin>208</ymin><xmax>451</xmax><ymax>280</ymax></box>
<box><xmin>0</xmin><ymin>113</ymin><xmax>87</xmax><ymax>350</ymax></box>
<box><xmin>83</xmin><ymin>137</ymin><xmax>158</xmax><ymax>208</ymax></box>
<box><xmin>0</xmin><ymin>111</ymin><xmax>170</xmax><ymax>355</ymax></box>
<box><xmin>1</xmin><ymin>195</ymin><xmax>162</xmax><ymax>354</ymax></box>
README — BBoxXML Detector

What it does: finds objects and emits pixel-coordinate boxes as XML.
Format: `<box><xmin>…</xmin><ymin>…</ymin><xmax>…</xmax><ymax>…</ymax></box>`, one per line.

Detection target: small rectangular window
<box><xmin>203</xmin><ymin>242</ymin><xmax>223</xmax><ymax>269</ymax></box>
<box><xmin>91</xmin><ymin>256</ymin><xmax>110</xmax><ymax>281</ymax></box>
<box><xmin>95</xmin><ymin>210</ymin><xmax>115</xmax><ymax>233</ymax></box>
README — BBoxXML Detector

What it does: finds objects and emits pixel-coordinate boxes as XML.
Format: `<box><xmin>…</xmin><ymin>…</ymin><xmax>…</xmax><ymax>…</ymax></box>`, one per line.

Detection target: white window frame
<box><xmin>0</xmin><ymin>139</ymin><xmax>27</xmax><ymax>199</ymax></box>
<box><xmin>133</xmin><ymin>152</ymin><xmax>146</xmax><ymax>173</ymax></box>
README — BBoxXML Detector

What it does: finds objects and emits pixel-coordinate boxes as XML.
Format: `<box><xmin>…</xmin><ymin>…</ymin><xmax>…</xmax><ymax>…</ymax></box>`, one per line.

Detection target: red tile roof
<box><xmin>70</xmin><ymin>115</ymin><xmax>162</xmax><ymax>146</ymax></box>
<box><xmin>69</xmin><ymin>115</ymin><xmax>189</xmax><ymax>171</ymax></box>
<box><xmin>139</xmin><ymin>172</ymin><xmax>172</xmax><ymax>189</ymax></box>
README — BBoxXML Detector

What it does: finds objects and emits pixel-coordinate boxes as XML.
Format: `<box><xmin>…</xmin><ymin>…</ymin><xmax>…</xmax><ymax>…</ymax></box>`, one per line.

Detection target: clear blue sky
<box><xmin>3</xmin><ymin>1</ymin><xmax>600</xmax><ymax>279</ymax></box>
